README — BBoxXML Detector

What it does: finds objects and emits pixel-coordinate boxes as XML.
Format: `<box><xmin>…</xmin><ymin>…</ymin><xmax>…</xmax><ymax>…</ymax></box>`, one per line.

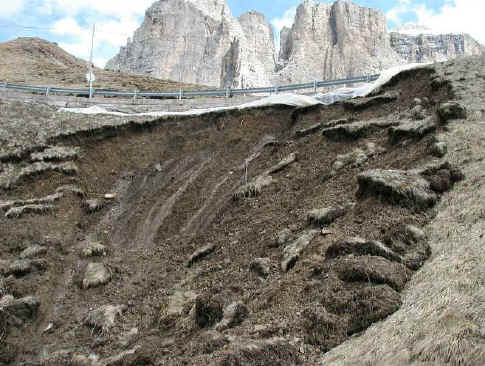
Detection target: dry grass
<box><xmin>321</xmin><ymin>57</ymin><xmax>485</xmax><ymax>365</ymax></box>
<box><xmin>0</xmin><ymin>37</ymin><xmax>207</xmax><ymax>91</ymax></box>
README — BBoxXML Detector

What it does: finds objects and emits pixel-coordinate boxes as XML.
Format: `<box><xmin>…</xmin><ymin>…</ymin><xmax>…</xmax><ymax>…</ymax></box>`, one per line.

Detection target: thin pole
<box><xmin>88</xmin><ymin>24</ymin><xmax>95</xmax><ymax>99</ymax></box>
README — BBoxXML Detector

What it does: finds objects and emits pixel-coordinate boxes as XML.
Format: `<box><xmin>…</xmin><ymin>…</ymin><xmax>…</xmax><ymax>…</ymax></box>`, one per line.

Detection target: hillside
<box><xmin>0</xmin><ymin>37</ymin><xmax>205</xmax><ymax>91</ymax></box>
<box><xmin>0</xmin><ymin>54</ymin><xmax>484</xmax><ymax>365</ymax></box>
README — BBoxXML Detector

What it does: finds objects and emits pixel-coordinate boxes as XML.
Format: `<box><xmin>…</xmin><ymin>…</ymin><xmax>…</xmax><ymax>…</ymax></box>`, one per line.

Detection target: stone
<box><xmin>83</xmin><ymin>199</ymin><xmax>105</xmax><ymax>214</ymax></box>
<box><xmin>439</xmin><ymin>101</ymin><xmax>467</xmax><ymax>122</ymax></box>
<box><xmin>186</xmin><ymin>243</ymin><xmax>216</xmax><ymax>267</ymax></box>
<box><xmin>81</xmin><ymin>241</ymin><xmax>107</xmax><ymax>258</ymax></box>
<box><xmin>216</xmin><ymin>301</ymin><xmax>249</xmax><ymax>331</ymax></box>
<box><xmin>388</xmin><ymin>117</ymin><xmax>436</xmax><ymax>144</ymax></box>
<box><xmin>322</xmin><ymin>120</ymin><xmax>399</xmax><ymax>141</ymax></box>
<box><xmin>249</xmin><ymin>257</ymin><xmax>271</xmax><ymax>278</ymax></box>
<box><xmin>83</xmin><ymin>304</ymin><xmax>127</xmax><ymax>333</ymax></box>
<box><xmin>429</xmin><ymin>141</ymin><xmax>448</xmax><ymax>158</ymax></box>
<box><xmin>5</xmin><ymin>204</ymin><xmax>55</xmax><ymax>218</ymax></box>
<box><xmin>325</xmin><ymin>237</ymin><xmax>402</xmax><ymax>263</ymax></box>
<box><xmin>307</xmin><ymin>207</ymin><xmax>346</xmax><ymax>226</ymax></box>
<box><xmin>357</xmin><ymin>169</ymin><xmax>438</xmax><ymax>209</ymax></box>
<box><xmin>281</xmin><ymin>230</ymin><xmax>319</xmax><ymax>272</ymax></box>
<box><xmin>409</xmin><ymin>104</ymin><xmax>427</xmax><ymax>120</ymax></box>
<box><xmin>82</xmin><ymin>263</ymin><xmax>111</xmax><ymax>289</ymax></box>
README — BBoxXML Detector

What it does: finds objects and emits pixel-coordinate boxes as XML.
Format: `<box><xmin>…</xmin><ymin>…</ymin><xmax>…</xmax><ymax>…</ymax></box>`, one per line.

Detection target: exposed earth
<box><xmin>0</xmin><ymin>54</ymin><xmax>484</xmax><ymax>366</ymax></box>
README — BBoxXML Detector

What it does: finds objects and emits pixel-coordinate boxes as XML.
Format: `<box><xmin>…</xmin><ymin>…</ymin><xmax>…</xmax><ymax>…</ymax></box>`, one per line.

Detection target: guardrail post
<box><xmin>89</xmin><ymin>87</ymin><xmax>94</xmax><ymax>99</ymax></box>
<box><xmin>366</xmin><ymin>74</ymin><xmax>370</xmax><ymax>83</ymax></box>
<box><xmin>313</xmin><ymin>80</ymin><xmax>317</xmax><ymax>93</ymax></box>
<box><xmin>275</xmin><ymin>86</ymin><xmax>279</xmax><ymax>94</ymax></box>
<box><xmin>133</xmin><ymin>89</ymin><xmax>137</xmax><ymax>104</ymax></box>
<box><xmin>225</xmin><ymin>88</ymin><xmax>230</xmax><ymax>98</ymax></box>
<box><xmin>3</xmin><ymin>80</ymin><xmax>7</xmax><ymax>89</ymax></box>
<box><xmin>45</xmin><ymin>87</ymin><xmax>50</xmax><ymax>97</ymax></box>
<box><xmin>179</xmin><ymin>88</ymin><xmax>183</xmax><ymax>101</ymax></box>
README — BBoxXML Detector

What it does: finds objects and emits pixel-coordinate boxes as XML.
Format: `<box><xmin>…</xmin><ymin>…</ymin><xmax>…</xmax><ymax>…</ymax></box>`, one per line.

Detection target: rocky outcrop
<box><xmin>107</xmin><ymin>0</ymin><xmax>483</xmax><ymax>88</ymax></box>
<box><xmin>390</xmin><ymin>32</ymin><xmax>483</xmax><ymax>63</ymax></box>
<box><xmin>277</xmin><ymin>0</ymin><xmax>403</xmax><ymax>84</ymax></box>
<box><xmin>106</xmin><ymin>0</ymin><xmax>276</xmax><ymax>88</ymax></box>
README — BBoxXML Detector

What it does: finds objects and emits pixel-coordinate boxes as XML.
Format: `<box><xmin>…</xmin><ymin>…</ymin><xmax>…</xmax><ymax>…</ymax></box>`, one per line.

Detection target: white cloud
<box><xmin>0</xmin><ymin>0</ymin><xmax>25</xmax><ymax>18</ymax></box>
<box><xmin>271</xmin><ymin>6</ymin><xmax>297</xmax><ymax>35</ymax></box>
<box><xmin>386</xmin><ymin>0</ymin><xmax>485</xmax><ymax>45</ymax></box>
<box><xmin>271</xmin><ymin>6</ymin><xmax>297</xmax><ymax>55</ymax></box>
<box><xmin>42</xmin><ymin>0</ymin><xmax>155</xmax><ymax>18</ymax></box>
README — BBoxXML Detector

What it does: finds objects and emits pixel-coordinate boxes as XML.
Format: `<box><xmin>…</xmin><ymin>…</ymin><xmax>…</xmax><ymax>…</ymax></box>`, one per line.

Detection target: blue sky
<box><xmin>0</xmin><ymin>0</ymin><xmax>482</xmax><ymax>68</ymax></box>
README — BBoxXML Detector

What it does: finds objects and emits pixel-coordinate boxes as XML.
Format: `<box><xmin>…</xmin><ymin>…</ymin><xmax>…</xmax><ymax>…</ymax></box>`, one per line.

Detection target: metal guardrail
<box><xmin>2</xmin><ymin>74</ymin><xmax>380</xmax><ymax>101</ymax></box>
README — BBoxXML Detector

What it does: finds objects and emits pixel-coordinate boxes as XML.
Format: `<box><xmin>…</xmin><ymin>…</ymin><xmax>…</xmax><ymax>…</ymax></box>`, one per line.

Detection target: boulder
<box><xmin>194</xmin><ymin>294</ymin><xmax>224</xmax><ymax>328</ymax></box>
<box><xmin>384</xmin><ymin>225</ymin><xmax>431</xmax><ymax>270</ymax></box>
<box><xmin>439</xmin><ymin>101</ymin><xmax>467</xmax><ymax>122</ymax></box>
<box><xmin>281</xmin><ymin>230</ymin><xmax>319</xmax><ymax>272</ymax></box>
<box><xmin>82</xmin><ymin>263</ymin><xmax>111</xmax><ymax>289</ymax></box>
<box><xmin>6</xmin><ymin>260</ymin><xmax>32</xmax><ymax>277</ymax></box>
<box><xmin>83</xmin><ymin>199</ymin><xmax>105</xmax><ymax>214</ymax></box>
<box><xmin>307</xmin><ymin>207</ymin><xmax>346</xmax><ymax>226</ymax></box>
<box><xmin>265</xmin><ymin>153</ymin><xmax>297</xmax><ymax>175</ymax></box>
<box><xmin>301</xmin><ymin>305</ymin><xmax>347</xmax><ymax>351</ymax></box>
<box><xmin>81</xmin><ymin>241</ymin><xmax>107</xmax><ymax>258</ymax></box>
<box><xmin>429</xmin><ymin>141</ymin><xmax>448</xmax><ymax>158</ymax></box>
<box><xmin>272</xmin><ymin>228</ymin><xmax>291</xmax><ymax>248</ymax></box>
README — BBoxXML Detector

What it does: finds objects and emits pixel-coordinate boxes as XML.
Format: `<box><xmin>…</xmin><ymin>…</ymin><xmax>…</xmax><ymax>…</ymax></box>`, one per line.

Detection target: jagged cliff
<box><xmin>390</xmin><ymin>32</ymin><xmax>483</xmax><ymax>63</ymax></box>
<box><xmin>106</xmin><ymin>0</ymin><xmax>275</xmax><ymax>88</ymax></box>
<box><xmin>107</xmin><ymin>0</ymin><xmax>483</xmax><ymax>88</ymax></box>
<box><xmin>276</xmin><ymin>0</ymin><xmax>403</xmax><ymax>84</ymax></box>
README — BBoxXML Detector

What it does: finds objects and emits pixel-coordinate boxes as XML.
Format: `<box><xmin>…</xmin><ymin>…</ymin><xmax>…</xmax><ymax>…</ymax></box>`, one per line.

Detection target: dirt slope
<box><xmin>0</xmin><ymin>37</ymin><xmax>204</xmax><ymax>91</ymax></box>
<box><xmin>0</xmin><ymin>57</ymin><xmax>480</xmax><ymax>365</ymax></box>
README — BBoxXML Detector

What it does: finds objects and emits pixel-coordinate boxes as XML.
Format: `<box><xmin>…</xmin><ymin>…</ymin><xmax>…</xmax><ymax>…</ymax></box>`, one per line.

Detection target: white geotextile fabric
<box><xmin>58</xmin><ymin>63</ymin><xmax>431</xmax><ymax>116</ymax></box>
<box><xmin>314</xmin><ymin>62</ymin><xmax>431</xmax><ymax>105</ymax></box>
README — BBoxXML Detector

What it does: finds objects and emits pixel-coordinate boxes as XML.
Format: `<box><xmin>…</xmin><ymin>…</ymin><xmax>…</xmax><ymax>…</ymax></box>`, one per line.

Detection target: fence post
<box><xmin>275</xmin><ymin>86</ymin><xmax>279</xmax><ymax>94</ymax></box>
<box><xmin>313</xmin><ymin>80</ymin><xmax>317</xmax><ymax>93</ymax></box>
<box><xmin>133</xmin><ymin>89</ymin><xmax>137</xmax><ymax>104</ymax></box>
<box><xmin>179</xmin><ymin>88</ymin><xmax>183</xmax><ymax>101</ymax></box>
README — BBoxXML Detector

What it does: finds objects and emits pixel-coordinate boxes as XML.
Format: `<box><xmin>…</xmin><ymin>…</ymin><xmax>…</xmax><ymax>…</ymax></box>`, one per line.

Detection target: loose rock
<box><xmin>307</xmin><ymin>207</ymin><xmax>346</xmax><ymax>226</ymax></box>
<box><xmin>20</xmin><ymin>245</ymin><xmax>47</xmax><ymax>259</ymax></box>
<box><xmin>233</xmin><ymin>175</ymin><xmax>273</xmax><ymax>200</ymax></box>
<box><xmin>82</xmin><ymin>263</ymin><xmax>111</xmax><ymax>289</ymax></box>
<box><xmin>343</xmin><ymin>91</ymin><xmax>399</xmax><ymax>111</ymax></box>
<box><xmin>81</xmin><ymin>241</ymin><xmax>107</xmax><ymax>258</ymax></box>
<box><xmin>83</xmin><ymin>304</ymin><xmax>127</xmax><ymax>333</ymax></box>
<box><xmin>325</xmin><ymin>237</ymin><xmax>402</xmax><ymax>263</ymax></box>
<box><xmin>216</xmin><ymin>301</ymin><xmax>249</xmax><ymax>331</ymax></box>
<box><xmin>83</xmin><ymin>199</ymin><xmax>105</xmax><ymax>214</ymax></box>
<box><xmin>186</xmin><ymin>243</ymin><xmax>216</xmax><ymax>267</ymax></box>
<box><xmin>5</xmin><ymin>204</ymin><xmax>55</xmax><ymax>219</ymax></box>
<box><xmin>439</xmin><ymin>101</ymin><xmax>467</xmax><ymax>122</ymax></box>
<box><xmin>1</xmin><ymin>296</ymin><xmax>40</xmax><ymax>322</ymax></box>
<box><xmin>322</xmin><ymin>120</ymin><xmax>399</xmax><ymax>141</ymax></box>
<box><xmin>429</xmin><ymin>141</ymin><xmax>448</xmax><ymax>158</ymax></box>
<box><xmin>193</xmin><ymin>294</ymin><xmax>223</xmax><ymax>328</ymax></box>
<box><xmin>6</xmin><ymin>260</ymin><xmax>32</xmax><ymax>277</ymax></box>
<box><xmin>281</xmin><ymin>230</ymin><xmax>319</xmax><ymax>272</ymax></box>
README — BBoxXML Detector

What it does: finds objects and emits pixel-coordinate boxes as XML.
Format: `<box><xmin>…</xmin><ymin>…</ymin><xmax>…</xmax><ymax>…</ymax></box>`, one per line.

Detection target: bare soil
<box><xmin>0</xmin><ymin>64</ymin><xmax>462</xmax><ymax>365</ymax></box>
